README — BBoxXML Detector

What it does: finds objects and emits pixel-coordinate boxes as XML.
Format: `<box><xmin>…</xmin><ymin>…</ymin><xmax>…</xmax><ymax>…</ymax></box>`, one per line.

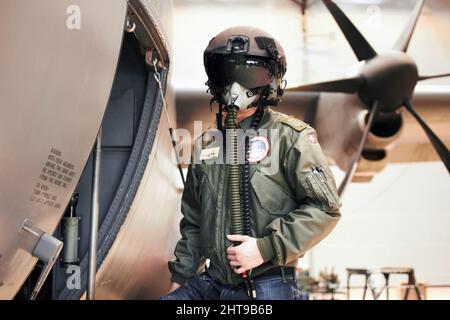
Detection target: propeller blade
<box><xmin>338</xmin><ymin>102</ymin><xmax>379</xmax><ymax>196</ymax></box>
<box><xmin>322</xmin><ymin>0</ymin><xmax>377</xmax><ymax>61</ymax></box>
<box><xmin>403</xmin><ymin>100</ymin><xmax>450</xmax><ymax>173</ymax></box>
<box><xmin>393</xmin><ymin>0</ymin><xmax>425</xmax><ymax>52</ymax></box>
<box><xmin>419</xmin><ymin>73</ymin><xmax>450</xmax><ymax>81</ymax></box>
<box><xmin>287</xmin><ymin>75</ymin><xmax>363</xmax><ymax>93</ymax></box>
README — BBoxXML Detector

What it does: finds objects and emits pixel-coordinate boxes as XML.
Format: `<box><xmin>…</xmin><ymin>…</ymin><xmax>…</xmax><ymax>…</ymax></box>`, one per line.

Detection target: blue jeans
<box><xmin>160</xmin><ymin>269</ymin><xmax>303</xmax><ymax>300</ymax></box>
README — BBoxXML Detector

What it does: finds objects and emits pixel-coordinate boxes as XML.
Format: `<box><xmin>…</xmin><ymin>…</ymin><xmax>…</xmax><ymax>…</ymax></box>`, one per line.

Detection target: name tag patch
<box><xmin>200</xmin><ymin>147</ymin><xmax>221</xmax><ymax>161</ymax></box>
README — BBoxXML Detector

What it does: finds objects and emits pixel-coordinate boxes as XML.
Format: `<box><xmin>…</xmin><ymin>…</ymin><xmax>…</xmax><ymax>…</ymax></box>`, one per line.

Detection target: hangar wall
<box><xmin>312</xmin><ymin>162</ymin><xmax>450</xmax><ymax>287</ymax></box>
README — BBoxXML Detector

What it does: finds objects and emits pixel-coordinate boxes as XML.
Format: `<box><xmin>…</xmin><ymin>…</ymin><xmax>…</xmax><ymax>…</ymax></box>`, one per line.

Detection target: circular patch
<box><xmin>249</xmin><ymin>136</ymin><xmax>270</xmax><ymax>163</ymax></box>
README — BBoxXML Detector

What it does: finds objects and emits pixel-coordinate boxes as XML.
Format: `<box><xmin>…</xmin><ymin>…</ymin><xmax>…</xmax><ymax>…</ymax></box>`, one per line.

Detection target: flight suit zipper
<box><xmin>214</xmin><ymin>160</ymin><xmax>228</xmax><ymax>284</ymax></box>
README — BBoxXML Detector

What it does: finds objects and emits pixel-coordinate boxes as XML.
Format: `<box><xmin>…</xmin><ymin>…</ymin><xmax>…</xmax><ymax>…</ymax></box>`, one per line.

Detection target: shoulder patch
<box><xmin>277</xmin><ymin>116</ymin><xmax>308</xmax><ymax>132</ymax></box>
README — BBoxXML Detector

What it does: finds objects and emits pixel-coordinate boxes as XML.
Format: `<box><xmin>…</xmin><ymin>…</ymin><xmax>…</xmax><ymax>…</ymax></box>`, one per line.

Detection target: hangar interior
<box><xmin>171</xmin><ymin>0</ymin><xmax>450</xmax><ymax>300</ymax></box>
<box><xmin>1</xmin><ymin>0</ymin><xmax>449</xmax><ymax>301</ymax></box>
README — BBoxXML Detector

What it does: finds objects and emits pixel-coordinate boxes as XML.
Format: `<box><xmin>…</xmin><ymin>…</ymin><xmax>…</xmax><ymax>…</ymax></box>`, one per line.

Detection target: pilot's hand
<box><xmin>226</xmin><ymin>234</ymin><xmax>264</xmax><ymax>274</ymax></box>
<box><xmin>168</xmin><ymin>282</ymin><xmax>181</xmax><ymax>293</ymax></box>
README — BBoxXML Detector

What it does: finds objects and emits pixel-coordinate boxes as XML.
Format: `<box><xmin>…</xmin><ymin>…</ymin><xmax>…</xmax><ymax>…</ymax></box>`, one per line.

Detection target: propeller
<box><xmin>419</xmin><ymin>73</ymin><xmax>450</xmax><ymax>81</ymax></box>
<box><xmin>393</xmin><ymin>0</ymin><xmax>425</xmax><ymax>52</ymax></box>
<box><xmin>290</xmin><ymin>0</ymin><xmax>450</xmax><ymax>193</ymax></box>
<box><xmin>322</xmin><ymin>0</ymin><xmax>377</xmax><ymax>61</ymax></box>
<box><xmin>338</xmin><ymin>102</ymin><xmax>379</xmax><ymax>196</ymax></box>
<box><xmin>288</xmin><ymin>75</ymin><xmax>363</xmax><ymax>93</ymax></box>
<box><xmin>403</xmin><ymin>100</ymin><xmax>450</xmax><ymax>171</ymax></box>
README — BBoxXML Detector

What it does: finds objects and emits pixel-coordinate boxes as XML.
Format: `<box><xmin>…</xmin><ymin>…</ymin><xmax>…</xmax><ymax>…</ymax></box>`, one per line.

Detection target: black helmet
<box><xmin>204</xmin><ymin>26</ymin><xmax>287</xmax><ymax>107</ymax></box>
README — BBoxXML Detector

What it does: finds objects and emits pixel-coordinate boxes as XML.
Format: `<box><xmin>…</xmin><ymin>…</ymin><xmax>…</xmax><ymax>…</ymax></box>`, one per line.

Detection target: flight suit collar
<box><xmin>238</xmin><ymin>107</ymin><xmax>269</xmax><ymax>131</ymax></box>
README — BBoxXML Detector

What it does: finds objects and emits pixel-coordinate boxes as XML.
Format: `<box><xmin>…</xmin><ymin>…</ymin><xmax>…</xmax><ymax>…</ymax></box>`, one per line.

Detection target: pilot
<box><xmin>161</xmin><ymin>26</ymin><xmax>341</xmax><ymax>300</ymax></box>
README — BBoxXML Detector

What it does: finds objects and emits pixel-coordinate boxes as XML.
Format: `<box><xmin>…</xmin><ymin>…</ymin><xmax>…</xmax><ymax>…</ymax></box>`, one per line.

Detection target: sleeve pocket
<box><xmin>299</xmin><ymin>168</ymin><xmax>341</xmax><ymax>212</ymax></box>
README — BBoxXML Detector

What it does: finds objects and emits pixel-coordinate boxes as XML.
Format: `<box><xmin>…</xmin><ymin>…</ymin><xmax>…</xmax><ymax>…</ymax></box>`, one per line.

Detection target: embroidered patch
<box><xmin>307</xmin><ymin>131</ymin><xmax>318</xmax><ymax>144</ymax></box>
<box><xmin>249</xmin><ymin>136</ymin><xmax>270</xmax><ymax>163</ymax></box>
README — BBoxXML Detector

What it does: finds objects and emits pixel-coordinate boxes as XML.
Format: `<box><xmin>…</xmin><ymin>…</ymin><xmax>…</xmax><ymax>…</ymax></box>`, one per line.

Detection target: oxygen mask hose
<box><xmin>225</xmin><ymin>100</ymin><xmax>243</xmax><ymax>236</ymax></box>
<box><xmin>225</xmin><ymin>95</ymin><xmax>256</xmax><ymax>298</ymax></box>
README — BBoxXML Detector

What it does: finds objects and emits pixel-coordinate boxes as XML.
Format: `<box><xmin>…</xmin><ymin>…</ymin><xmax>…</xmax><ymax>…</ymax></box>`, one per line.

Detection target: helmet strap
<box><xmin>277</xmin><ymin>78</ymin><xmax>287</xmax><ymax>99</ymax></box>
<box><xmin>216</xmin><ymin>103</ymin><xmax>223</xmax><ymax>131</ymax></box>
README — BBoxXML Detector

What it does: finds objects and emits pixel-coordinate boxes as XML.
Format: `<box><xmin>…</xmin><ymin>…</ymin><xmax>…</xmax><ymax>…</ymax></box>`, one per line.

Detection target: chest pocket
<box><xmin>251</xmin><ymin>170</ymin><xmax>297</xmax><ymax>215</ymax></box>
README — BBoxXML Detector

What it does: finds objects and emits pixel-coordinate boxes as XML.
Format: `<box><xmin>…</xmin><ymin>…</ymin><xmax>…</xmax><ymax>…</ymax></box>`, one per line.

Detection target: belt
<box><xmin>252</xmin><ymin>266</ymin><xmax>296</xmax><ymax>280</ymax></box>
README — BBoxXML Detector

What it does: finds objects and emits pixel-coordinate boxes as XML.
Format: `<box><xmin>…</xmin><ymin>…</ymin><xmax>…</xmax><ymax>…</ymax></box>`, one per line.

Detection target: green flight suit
<box><xmin>169</xmin><ymin>108</ymin><xmax>342</xmax><ymax>286</ymax></box>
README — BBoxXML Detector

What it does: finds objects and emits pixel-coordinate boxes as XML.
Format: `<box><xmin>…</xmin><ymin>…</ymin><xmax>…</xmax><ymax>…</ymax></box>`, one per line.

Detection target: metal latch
<box><xmin>22</xmin><ymin>219</ymin><xmax>63</xmax><ymax>300</ymax></box>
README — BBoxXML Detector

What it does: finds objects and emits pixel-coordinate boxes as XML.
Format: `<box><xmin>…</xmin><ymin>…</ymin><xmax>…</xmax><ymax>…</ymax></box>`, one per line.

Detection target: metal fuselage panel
<box><xmin>0</xmin><ymin>0</ymin><xmax>127</xmax><ymax>299</ymax></box>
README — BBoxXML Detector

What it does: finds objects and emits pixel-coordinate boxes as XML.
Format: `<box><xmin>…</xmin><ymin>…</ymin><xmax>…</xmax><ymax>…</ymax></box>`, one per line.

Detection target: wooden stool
<box><xmin>367</xmin><ymin>267</ymin><xmax>422</xmax><ymax>300</ymax></box>
<box><xmin>346</xmin><ymin>268</ymin><xmax>370</xmax><ymax>300</ymax></box>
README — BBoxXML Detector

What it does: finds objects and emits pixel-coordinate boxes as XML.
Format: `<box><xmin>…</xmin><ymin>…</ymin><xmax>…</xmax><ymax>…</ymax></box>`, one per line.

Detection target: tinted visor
<box><xmin>205</xmin><ymin>55</ymin><xmax>273</xmax><ymax>89</ymax></box>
